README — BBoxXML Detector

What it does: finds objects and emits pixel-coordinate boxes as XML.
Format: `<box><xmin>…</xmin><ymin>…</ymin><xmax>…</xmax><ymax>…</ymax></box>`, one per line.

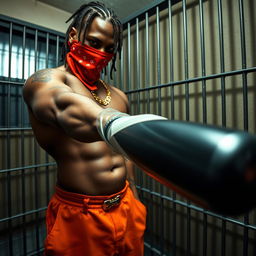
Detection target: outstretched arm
<box><xmin>23</xmin><ymin>69</ymin><xmax>103</xmax><ymax>143</ymax></box>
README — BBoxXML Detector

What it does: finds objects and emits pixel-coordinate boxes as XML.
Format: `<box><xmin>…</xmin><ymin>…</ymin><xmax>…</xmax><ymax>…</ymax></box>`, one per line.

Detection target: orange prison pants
<box><xmin>44</xmin><ymin>181</ymin><xmax>146</xmax><ymax>256</ymax></box>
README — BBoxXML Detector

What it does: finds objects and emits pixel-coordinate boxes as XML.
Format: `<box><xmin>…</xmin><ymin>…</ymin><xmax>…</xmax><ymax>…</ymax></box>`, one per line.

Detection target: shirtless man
<box><xmin>23</xmin><ymin>2</ymin><xmax>146</xmax><ymax>256</ymax></box>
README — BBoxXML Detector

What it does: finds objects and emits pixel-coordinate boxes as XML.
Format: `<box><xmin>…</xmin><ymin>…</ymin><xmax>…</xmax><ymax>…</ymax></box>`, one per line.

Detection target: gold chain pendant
<box><xmin>90</xmin><ymin>79</ymin><xmax>111</xmax><ymax>106</ymax></box>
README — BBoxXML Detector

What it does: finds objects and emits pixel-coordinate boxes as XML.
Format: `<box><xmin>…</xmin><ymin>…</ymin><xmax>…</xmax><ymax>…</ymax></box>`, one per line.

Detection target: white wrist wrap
<box><xmin>97</xmin><ymin>108</ymin><xmax>167</xmax><ymax>157</ymax></box>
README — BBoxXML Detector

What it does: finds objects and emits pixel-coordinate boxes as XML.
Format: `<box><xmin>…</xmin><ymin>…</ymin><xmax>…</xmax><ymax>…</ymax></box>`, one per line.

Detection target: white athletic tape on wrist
<box><xmin>97</xmin><ymin>108</ymin><xmax>167</xmax><ymax>157</ymax></box>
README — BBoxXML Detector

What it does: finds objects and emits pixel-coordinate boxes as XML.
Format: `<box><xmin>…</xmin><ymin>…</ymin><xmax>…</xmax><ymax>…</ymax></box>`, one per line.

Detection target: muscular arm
<box><xmin>23</xmin><ymin>69</ymin><xmax>103</xmax><ymax>143</ymax></box>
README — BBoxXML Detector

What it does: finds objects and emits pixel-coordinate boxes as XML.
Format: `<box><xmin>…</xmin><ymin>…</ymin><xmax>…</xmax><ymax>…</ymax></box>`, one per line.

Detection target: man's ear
<box><xmin>69</xmin><ymin>27</ymin><xmax>78</xmax><ymax>43</ymax></box>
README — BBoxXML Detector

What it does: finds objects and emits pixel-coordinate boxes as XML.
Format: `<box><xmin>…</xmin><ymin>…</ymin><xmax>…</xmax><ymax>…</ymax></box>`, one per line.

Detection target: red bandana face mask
<box><xmin>66</xmin><ymin>40</ymin><xmax>114</xmax><ymax>90</ymax></box>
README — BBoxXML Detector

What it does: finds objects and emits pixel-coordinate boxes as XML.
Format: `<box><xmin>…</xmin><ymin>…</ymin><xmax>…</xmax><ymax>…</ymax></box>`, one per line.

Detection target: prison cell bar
<box><xmin>167</xmin><ymin>2</ymin><xmax>177</xmax><ymax>255</ymax></box>
<box><xmin>7</xmin><ymin>20</ymin><xmax>13</xmax><ymax>256</ymax></box>
<box><xmin>216</xmin><ymin>1</ymin><xmax>227</xmax><ymax>254</ymax></box>
<box><xmin>198</xmin><ymin>1</ymin><xmax>208</xmax><ymax>255</ymax></box>
<box><xmin>45</xmin><ymin>32</ymin><xmax>50</xmax><ymax>204</ymax></box>
<box><xmin>238</xmin><ymin>1</ymin><xmax>249</xmax><ymax>255</ymax></box>
<box><xmin>156</xmin><ymin>6</ymin><xmax>165</xmax><ymax>255</ymax></box>
<box><xmin>144</xmin><ymin>10</ymin><xmax>156</xmax><ymax>254</ymax></box>
<box><xmin>21</xmin><ymin>24</ymin><xmax>27</xmax><ymax>256</ymax></box>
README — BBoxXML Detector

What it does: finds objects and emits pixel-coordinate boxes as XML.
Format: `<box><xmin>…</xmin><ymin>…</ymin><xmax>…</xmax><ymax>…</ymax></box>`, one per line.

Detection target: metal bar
<box><xmin>198</xmin><ymin>2</ymin><xmax>207</xmax><ymax>255</ymax></box>
<box><xmin>34</xmin><ymin>29</ymin><xmax>40</xmax><ymax>252</ymax></box>
<box><xmin>21</xmin><ymin>24</ymin><xmax>27</xmax><ymax>256</ymax></box>
<box><xmin>137</xmin><ymin>186</ymin><xmax>256</xmax><ymax>230</ymax></box>
<box><xmin>124</xmin><ymin>67</ymin><xmax>256</xmax><ymax>94</ymax></box>
<box><xmin>27</xmin><ymin>247</ymin><xmax>45</xmax><ymax>256</ymax></box>
<box><xmin>182</xmin><ymin>1</ymin><xmax>191</xmax><ymax>254</ymax></box>
<box><xmin>127</xmin><ymin>23</ymin><xmax>131</xmax><ymax>94</ymax></box>
<box><xmin>199</xmin><ymin>0</ymin><xmax>207</xmax><ymax>124</ymax></box>
<box><xmin>168</xmin><ymin>0</ymin><xmax>175</xmax><ymax>121</ymax></box>
<box><xmin>136</xmin><ymin>18</ymin><xmax>140</xmax><ymax>114</ymax></box>
<box><xmin>0</xmin><ymin>127</ymin><xmax>32</xmax><ymax>131</ymax></box>
<box><xmin>156</xmin><ymin>6</ymin><xmax>164</xmax><ymax>255</ymax></box>
<box><xmin>0</xmin><ymin>162</ymin><xmax>56</xmax><ymax>174</ymax></box>
<box><xmin>238</xmin><ymin>2</ymin><xmax>249</xmax><ymax>254</ymax></box>
<box><xmin>168</xmin><ymin>3</ymin><xmax>176</xmax><ymax>254</ymax></box>
<box><xmin>217</xmin><ymin>1</ymin><xmax>227</xmax><ymax>255</ymax></box>
<box><xmin>46</xmin><ymin>32</ymin><xmax>49</xmax><ymax>68</ymax></box>
<box><xmin>145</xmin><ymin>12</ymin><xmax>150</xmax><ymax>113</ymax></box>
<box><xmin>217</xmin><ymin>0</ymin><xmax>226</xmax><ymax>128</ymax></box>
<box><xmin>56</xmin><ymin>35</ymin><xmax>60</xmax><ymax>67</ymax></box>
<box><xmin>7</xmin><ymin>21</ymin><xmax>13</xmax><ymax>256</ymax></box>
<box><xmin>45</xmin><ymin>31</ymin><xmax>50</xmax><ymax>204</ymax></box>
<box><xmin>156</xmin><ymin>6</ymin><xmax>162</xmax><ymax>116</ymax></box>
<box><xmin>182</xmin><ymin>0</ymin><xmax>189</xmax><ymax>122</ymax></box>
<box><xmin>144</xmin><ymin>11</ymin><xmax>154</xmax><ymax>254</ymax></box>
<box><xmin>35</xmin><ymin>30</ymin><xmax>38</xmax><ymax>72</ymax></box>
<box><xmin>0</xmin><ymin>207</ymin><xmax>48</xmax><ymax>223</ymax></box>
<box><xmin>0</xmin><ymin>80</ymin><xmax>24</xmax><ymax>85</ymax></box>
<box><xmin>238</xmin><ymin>0</ymin><xmax>248</xmax><ymax>131</ymax></box>
<box><xmin>120</xmin><ymin>47</ymin><xmax>124</xmax><ymax>91</ymax></box>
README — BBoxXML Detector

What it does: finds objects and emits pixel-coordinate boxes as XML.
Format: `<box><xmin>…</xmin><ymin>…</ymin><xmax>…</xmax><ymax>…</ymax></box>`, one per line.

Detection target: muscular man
<box><xmin>23</xmin><ymin>2</ymin><xmax>146</xmax><ymax>255</ymax></box>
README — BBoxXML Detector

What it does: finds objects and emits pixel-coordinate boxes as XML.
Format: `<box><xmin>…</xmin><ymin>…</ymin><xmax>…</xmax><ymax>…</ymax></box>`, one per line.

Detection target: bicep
<box><xmin>23</xmin><ymin>79</ymin><xmax>72</xmax><ymax>127</ymax></box>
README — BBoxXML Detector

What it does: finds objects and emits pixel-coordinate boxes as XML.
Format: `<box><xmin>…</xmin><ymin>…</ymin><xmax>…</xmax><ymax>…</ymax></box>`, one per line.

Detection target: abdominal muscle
<box><xmin>55</xmin><ymin>140</ymin><xmax>127</xmax><ymax>196</ymax></box>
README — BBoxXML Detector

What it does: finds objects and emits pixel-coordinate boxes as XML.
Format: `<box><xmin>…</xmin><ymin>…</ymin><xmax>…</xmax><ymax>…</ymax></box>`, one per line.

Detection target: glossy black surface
<box><xmin>114</xmin><ymin>120</ymin><xmax>256</xmax><ymax>215</ymax></box>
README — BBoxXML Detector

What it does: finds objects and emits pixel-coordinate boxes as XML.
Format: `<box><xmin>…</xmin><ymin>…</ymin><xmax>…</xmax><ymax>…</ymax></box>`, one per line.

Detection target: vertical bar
<box><xmin>113</xmin><ymin>60</ymin><xmax>117</xmax><ymax>86</ymax></box>
<box><xmin>199</xmin><ymin>0</ymin><xmax>207</xmax><ymax>123</ymax></box>
<box><xmin>34</xmin><ymin>29</ymin><xmax>40</xmax><ymax>253</ymax></box>
<box><xmin>238</xmin><ymin>1</ymin><xmax>249</xmax><ymax>256</ymax></box>
<box><xmin>168</xmin><ymin>0</ymin><xmax>175</xmax><ymax>121</ymax></box>
<box><xmin>168</xmin><ymin>1</ymin><xmax>176</xmax><ymax>255</ymax></box>
<box><xmin>217</xmin><ymin>0</ymin><xmax>226</xmax><ymax>128</ymax></box>
<box><xmin>107</xmin><ymin>64</ymin><xmax>111</xmax><ymax>84</ymax></box>
<box><xmin>45</xmin><ymin>32</ymin><xmax>50</xmax><ymax>203</ymax></box>
<box><xmin>238</xmin><ymin>0</ymin><xmax>248</xmax><ymax>131</ymax></box>
<box><xmin>156</xmin><ymin>6</ymin><xmax>162</xmax><ymax>115</ymax></box>
<box><xmin>156</xmin><ymin>6</ymin><xmax>164</xmax><ymax>255</ymax></box>
<box><xmin>199</xmin><ymin>1</ymin><xmax>208</xmax><ymax>256</ymax></box>
<box><xmin>7</xmin><ymin>21</ymin><xmax>13</xmax><ymax>256</ymax></box>
<box><xmin>145</xmin><ymin>11</ymin><xmax>154</xmax><ymax>255</ymax></box>
<box><xmin>217</xmin><ymin>1</ymin><xmax>226</xmax><ymax>255</ymax></box>
<box><xmin>46</xmin><ymin>32</ymin><xmax>49</xmax><ymax>68</ymax></box>
<box><xmin>136</xmin><ymin>18</ymin><xmax>140</xmax><ymax>114</ymax></box>
<box><xmin>127</xmin><ymin>23</ymin><xmax>131</xmax><ymax>94</ymax></box>
<box><xmin>56</xmin><ymin>35</ymin><xmax>60</xmax><ymax>67</ymax></box>
<box><xmin>21</xmin><ymin>25</ymin><xmax>27</xmax><ymax>255</ymax></box>
<box><xmin>120</xmin><ymin>47</ymin><xmax>124</xmax><ymax>91</ymax></box>
<box><xmin>182</xmin><ymin>1</ymin><xmax>191</xmax><ymax>255</ymax></box>
<box><xmin>182</xmin><ymin>0</ymin><xmax>189</xmax><ymax>122</ymax></box>
<box><xmin>145</xmin><ymin>12</ymin><xmax>150</xmax><ymax>113</ymax></box>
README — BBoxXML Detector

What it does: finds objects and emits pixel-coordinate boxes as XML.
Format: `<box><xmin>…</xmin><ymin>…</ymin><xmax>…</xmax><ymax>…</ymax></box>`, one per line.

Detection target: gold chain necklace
<box><xmin>90</xmin><ymin>79</ymin><xmax>111</xmax><ymax>106</ymax></box>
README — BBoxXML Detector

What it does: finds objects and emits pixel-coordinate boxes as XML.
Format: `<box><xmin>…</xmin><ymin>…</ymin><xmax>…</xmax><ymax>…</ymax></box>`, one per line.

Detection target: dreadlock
<box><xmin>62</xmin><ymin>1</ymin><xmax>123</xmax><ymax>79</ymax></box>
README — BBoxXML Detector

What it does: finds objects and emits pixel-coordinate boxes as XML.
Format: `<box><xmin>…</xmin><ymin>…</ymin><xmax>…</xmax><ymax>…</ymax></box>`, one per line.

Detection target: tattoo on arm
<box><xmin>30</xmin><ymin>69</ymin><xmax>53</xmax><ymax>83</ymax></box>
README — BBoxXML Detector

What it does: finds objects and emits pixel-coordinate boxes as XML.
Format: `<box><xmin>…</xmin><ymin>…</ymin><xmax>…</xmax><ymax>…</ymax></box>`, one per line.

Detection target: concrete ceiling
<box><xmin>38</xmin><ymin>0</ymin><xmax>155</xmax><ymax>21</ymax></box>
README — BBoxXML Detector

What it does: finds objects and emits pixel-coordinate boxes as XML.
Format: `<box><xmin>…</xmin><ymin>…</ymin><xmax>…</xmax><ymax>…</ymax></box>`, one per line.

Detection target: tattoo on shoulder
<box><xmin>30</xmin><ymin>69</ymin><xmax>54</xmax><ymax>83</ymax></box>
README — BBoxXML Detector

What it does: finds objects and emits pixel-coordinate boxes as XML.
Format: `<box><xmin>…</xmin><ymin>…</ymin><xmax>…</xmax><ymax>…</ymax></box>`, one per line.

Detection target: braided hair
<box><xmin>63</xmin><ymin>1</ymin><xmax>123</xmax><ymax>79</ymax></box>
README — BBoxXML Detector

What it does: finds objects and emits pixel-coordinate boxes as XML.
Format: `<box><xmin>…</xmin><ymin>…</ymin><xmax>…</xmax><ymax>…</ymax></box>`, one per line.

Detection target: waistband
<box><xmin>54</xmin><ymin>181</ymin><xmax>129</xmax><ymax>211</ymax></box>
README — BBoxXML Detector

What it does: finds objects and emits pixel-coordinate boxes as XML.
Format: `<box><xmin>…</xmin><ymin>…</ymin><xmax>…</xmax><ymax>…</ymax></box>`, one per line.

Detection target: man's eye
<box><xmin>89</xmin><ymin>40</ymin><xmax>98</xmax><ymax>47</ymax></box>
